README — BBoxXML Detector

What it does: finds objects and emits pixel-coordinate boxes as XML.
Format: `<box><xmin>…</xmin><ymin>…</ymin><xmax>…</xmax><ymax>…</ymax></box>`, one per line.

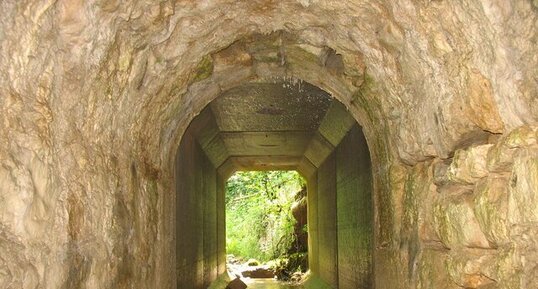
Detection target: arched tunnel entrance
<box><xmin>1</xmin><ymin>2</ymin><xmax>537</xmax><ymax>289</ymax></box>
<box><xmin>175</xmin><ymin>80</ymin><xmax>373</xmax><ymax>289</ymax></box>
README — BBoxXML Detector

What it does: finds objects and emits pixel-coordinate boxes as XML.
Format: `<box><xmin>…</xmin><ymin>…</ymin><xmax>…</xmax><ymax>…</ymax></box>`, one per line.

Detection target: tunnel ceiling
<box><xmin>188</xmin><ymin>80</ymin><xmax>356</xmax><ymax>177</ymax></box>
<box><xmin>210</xmin><ymin>82</ymin><xmax>332</xmax><ymax>132</ymax></box>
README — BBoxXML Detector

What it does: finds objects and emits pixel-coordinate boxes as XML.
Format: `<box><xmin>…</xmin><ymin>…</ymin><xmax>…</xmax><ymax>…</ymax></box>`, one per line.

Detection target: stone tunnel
<box><xmin>0</xmin><ymin>1</ymin><xmax>537</xmax><ymax>289</ymax></box>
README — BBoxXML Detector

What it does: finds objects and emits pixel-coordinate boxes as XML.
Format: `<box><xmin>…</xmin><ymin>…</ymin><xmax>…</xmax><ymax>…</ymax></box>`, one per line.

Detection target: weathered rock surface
<box><xmin>418</xmin><ymin>125</ymin><xmax>538</xmax><ymax>289</ymax></box>
<box><xmin>225</xmin><ymin>277</ymin><xmax>247</xmax><ymax>289</ymax></box>
<box><xmin>446</xmin><ymin>145</ymin><xmax>492</xmax><ymax>185</ymax></box>
<box><xmin>434</xmin><ymin>193</ymin><xmax>491</xmax><ymax>249</ymax></box>
<box><xmin>241</xmin><ymin>267</ymin><xmax>275</xmax><ymax>279</ymax></box>
<box><xmin>0</xmin><ymin>1</ymin><xmax>536</xmax><ymax>289</ymax></box>
<box><xmin>473</xmin><ymin>177</ymin><xmax>509</xmax><ymax>246</ymax></box>
<box><xmin>291</xmin><ymin>188</ymin><xmax>308</xmax><ymax>252</ymax></box>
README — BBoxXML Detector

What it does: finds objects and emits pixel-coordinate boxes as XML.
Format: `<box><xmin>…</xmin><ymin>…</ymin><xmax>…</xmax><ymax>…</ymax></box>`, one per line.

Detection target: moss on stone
<box><xmin>193</xmin><ymin>55</ymin><xmax>214</xmax><ymax>82</ymax></box>
<box><xmin>350</xmin><ymin>76</ymin><xmax>380</xmax><ymax>124</ymax></box>
<box><xmin>252</xmin><ymin>51</ymin><xmax>281</xmax><ymax>63</ymax></box>
<box><xmin>286</xmin><ymin>45</ymin><xmax>321</xmax><ymax>66</ymax></box>
<box><xmin>146</xmin><ymin>179</ymin><xmax>158</xmax><ymax>195</ymax></box>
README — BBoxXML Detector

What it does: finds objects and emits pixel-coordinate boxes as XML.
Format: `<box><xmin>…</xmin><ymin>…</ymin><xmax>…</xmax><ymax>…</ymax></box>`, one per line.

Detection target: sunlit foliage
<box><xmin>225</xmin><ymin>171</ymin><xmax>305</xmax><ymax>261</ymax></box>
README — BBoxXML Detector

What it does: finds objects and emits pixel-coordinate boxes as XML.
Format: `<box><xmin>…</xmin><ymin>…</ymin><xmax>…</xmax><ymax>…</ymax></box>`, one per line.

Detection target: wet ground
<box><xmin>243</xmin><ymin>278</ymin><xmax>302</xmax><ymax>289</ymax></box>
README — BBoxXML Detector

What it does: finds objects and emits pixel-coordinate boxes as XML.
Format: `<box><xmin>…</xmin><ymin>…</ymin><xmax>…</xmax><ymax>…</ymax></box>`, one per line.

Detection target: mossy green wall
<box><xmin>176</xmin><ymin>130</ymin><xmax>221</xmax><ymax>289</ymax></box>
<box><xmin>317</xmin><ymin>153</ymin><xmax>339</xmax><ymax>288</ymax></box>
<box><xmin>175</xmin><ymin>123</ymin><xmax>373</xmax><ymax>289</ymax></box>
<box><xmin>310</xmin><ymin>124</ymin><xmax>373</xmax><ymax>289</ymax></box>
<box><xmin>336</xmin><ymin>125</ymin><xmax>373</xmax><ymax>289</ymax></box>
<box><xmin>216</xmin><ymin>175</ymin><xmax>227</xmax><ymax>276</ymax></box>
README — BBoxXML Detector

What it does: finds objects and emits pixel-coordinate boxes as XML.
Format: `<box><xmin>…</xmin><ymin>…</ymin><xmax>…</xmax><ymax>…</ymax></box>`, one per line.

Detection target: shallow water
<box><xmin>243</xmin><ymin>278</ymin><xmax>302</xmax><ymax>289</ymax></box>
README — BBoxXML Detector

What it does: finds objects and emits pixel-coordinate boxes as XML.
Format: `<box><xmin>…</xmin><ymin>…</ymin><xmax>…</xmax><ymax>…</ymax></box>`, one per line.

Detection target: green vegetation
<box><xmin>192</xmin><ymin>55</ymin><xmax>213</xmax><ymax>82</ymax></box>
<box><xmin>225</xmin><ymin>170</ymin><xmax>305</xmax><ymax>262</ymax></box>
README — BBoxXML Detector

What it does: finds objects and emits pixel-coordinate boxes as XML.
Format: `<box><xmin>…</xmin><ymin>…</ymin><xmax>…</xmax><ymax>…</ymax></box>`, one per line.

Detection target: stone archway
<box><xmin>0</xmin><ymin>2</ymin><xmax>536</xmax><ymax>289</ymax></box>
<box><xmin>174</xmin><ymin>75</ymin><xmax>374</xmax><ymax>288</ymax></box>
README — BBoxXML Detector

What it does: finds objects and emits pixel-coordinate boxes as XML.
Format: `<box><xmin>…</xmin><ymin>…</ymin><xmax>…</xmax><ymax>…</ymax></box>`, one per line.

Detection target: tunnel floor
<box><xmin>243</xmin><ymin>279</ymin><xmax>302</xmax><ymax>289</ymax></box>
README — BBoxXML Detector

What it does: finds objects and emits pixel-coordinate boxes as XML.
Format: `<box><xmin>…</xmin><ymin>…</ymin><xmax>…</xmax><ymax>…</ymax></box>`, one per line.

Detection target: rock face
<box><xmin>0</xmin><ymin>1</ymin><xmax>536</xmax><ymax>289</ymax></box>
<box><xmin>291</xmin><ymin>188</ymin><xmax>308</xmax><ymax>253</ymax></box>
<box><xmin>411</xmin><ymin>127</ymin><xmax>538</xmax><ymax>289</ymax></box>
<box><xmin>225</xmin><ymin>277</ymin><xmax>247</xmax><ymax>289</ymax></box>
<box><xmin>241</xmin><ymin>267</ymin><xmax>275</xmax><ymax>279</ymax></box>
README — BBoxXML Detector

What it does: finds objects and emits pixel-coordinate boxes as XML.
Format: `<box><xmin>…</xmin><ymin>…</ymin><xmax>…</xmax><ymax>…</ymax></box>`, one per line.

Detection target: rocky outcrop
<box><xmin>396</xmin><ymin>126</ymin><xmax>538</xmax><ymax>288</ymax></box>
<box><xmin>241</xmin><ymin>267</ymin><xmax>275</xmax><ymax>279</ymax></box>
<box><xmin>291</xmin><ymin>188</ymin><xmax>308</xmax><ymax>253</ymax></box>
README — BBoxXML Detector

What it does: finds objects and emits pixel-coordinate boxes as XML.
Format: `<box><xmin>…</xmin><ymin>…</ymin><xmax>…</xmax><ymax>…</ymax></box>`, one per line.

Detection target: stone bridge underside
<box><xmin>0</xmin><ymin>1</ymin><xmax>537</xmax><ymax>289</ymax></box>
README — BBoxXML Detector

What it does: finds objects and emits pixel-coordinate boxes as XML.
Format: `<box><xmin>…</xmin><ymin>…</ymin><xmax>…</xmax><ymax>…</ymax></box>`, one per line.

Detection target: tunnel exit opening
<box><xmin>225</xmin><ymin>170</ymin><xmax>308</xmax><ymax>282</ymax></box>
<box><xmin>174</xmin><ymin>78</ymin><xmax>375</xmax><ymax>289</ymax></box>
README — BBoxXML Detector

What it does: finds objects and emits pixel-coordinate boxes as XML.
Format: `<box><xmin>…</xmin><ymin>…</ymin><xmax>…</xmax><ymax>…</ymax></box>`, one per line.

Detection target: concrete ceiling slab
<box><xmin>187</xmin><ymin>79</ymin><xmax>358</xmax><ymax>174</ymax></box>
<box><xmin>297</xmin><ymin>157</ymin><xmax>317</xmax><ymax>179</ymax></box>
<box><xmin>189</xmin><ymin>107</ymin><xmax>230</xmax><ymax>168</ymax></box>
<box><xmin>318</xmin><ymin>101</ymin><xmax>356</xmax><ymax>147</ymax></box>
<box><xmin>303</xmin><ymin>132</ymin><xmax>334</xmax><ymax>167</ymax></box>
<box><xmin>203</xmin><ymin>136</ymin><xmax>229</xmax><ymax>168</ymax></box>
<box><xmin>226</xmin><ymin>156</ymin><xmax>301</xmax><ymax>170</ymax></box>
<box><xmin>210</xmin><ymin>81</ymin><xmax>332</xmax><ymax>132</ymax></box>
<box><xmin>189</xmin><ymin>108</ymin><xmax>220</xmax><ymax>148</ymax></box>
<box><xmin>220</xmin><ymin>131</ymin><xmax>312</xmax><ymax>156</ymax></box>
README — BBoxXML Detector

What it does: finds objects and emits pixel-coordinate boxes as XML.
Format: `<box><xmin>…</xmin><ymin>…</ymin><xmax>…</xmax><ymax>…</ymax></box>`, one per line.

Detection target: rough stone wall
<box><xmin>0</xmin><ymin>1</ymin><xmax>536</xmax><ymax>288</ymax></box>
<box><xmin>396</xmin><ymin>126</ymin><xmax>538</xmax><ymax>289</ymax></box>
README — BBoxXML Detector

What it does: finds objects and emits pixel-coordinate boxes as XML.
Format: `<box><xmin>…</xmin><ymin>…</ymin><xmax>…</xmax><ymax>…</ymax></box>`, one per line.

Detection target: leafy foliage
<box><xmin>225</xmin><ymin>171</ymin><xmax>305</xmax><ymax>262</ymax></box>
<box><xmin>268</xmin><ymin>252</ymin><xmax>308</xmax><ymax>281</ymax></box>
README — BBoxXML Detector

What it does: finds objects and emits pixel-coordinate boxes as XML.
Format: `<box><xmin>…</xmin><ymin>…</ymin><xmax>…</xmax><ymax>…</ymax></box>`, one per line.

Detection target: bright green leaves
<box><xmin>225</xmin><ymin>171</ymin><xmax>305</xmax><ymax>262</ymax></box>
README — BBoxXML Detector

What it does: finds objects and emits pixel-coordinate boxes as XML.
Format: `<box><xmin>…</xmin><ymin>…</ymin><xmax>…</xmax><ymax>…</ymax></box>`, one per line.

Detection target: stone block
<box><xmin>433</xmin><ymin>159</ymin><xmax>451</xmax><ymax>186</ymax></box>
<box><xmin>464</xmin><ymin>69</ymin><xmax>505</xmax><ymax>133</ymax></box>
<box><xmin>373</xmin><ymin>249</ymin><xmax>407</xmax><ymax>289</ymax></box>
<box><xmin>508</xmin><ymin>155</ymin><xmax>538</xmax><ymax>224</ymax></box>
<box><xmin>487</xmin><ymin>126</ymin><xmax>538</xmax><ymax>173</ymax></box>
<box><xmin>445</xmin><ymin>249</ymin><xmax>496</xmax><ymax>288</ymax></box>
<box><xmin>473</xmin><ymin>177</ymin><xmax>509</xmax><ymax>246</ymax></box>
<box><xmin>446</xmin><ymin>144</ymin><xmax>493</xmax><ymax>185</ymax></box>
<box><xmin>415</xmin><ymin>249</ymin><xmax>457</xmax><ymax>289</ymax></box>
<box><xmin>401</xmin><ymin>161</ymin><xmax>440</xmax><ymax>245</ymax></box>
<box><xmin>434</xmin><ymin>194</ymin><xmax>490</xmax><ymax>249</ymax></box>
<box><xmin>241</xmin><ymin>267</ymin><xmax>275</xmax><ymax>278</ymax></box>
<box><xmin>212</xmin><ymin>42</ymin><xmax>252</xmax><ymax>72</ymax></box>
<box><xmin>510</xmin><ymin>225</ymin><xmax>538</xmax><ymax>288</ymax></box>
<box><xmin>500</xmin><ymin>126</ymin><xmax>537</xmax><ymax>148</ymax></box>
<box><xmin>225</xmin><ymin>277</ymin><xmax>247</xmax><ymax>289</ymax></box>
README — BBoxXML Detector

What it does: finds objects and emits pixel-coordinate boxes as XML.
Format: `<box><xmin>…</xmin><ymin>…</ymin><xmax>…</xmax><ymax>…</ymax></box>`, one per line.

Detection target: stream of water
<box><xmin>243</xmin><ymin>278</ymin><xmax>302</xmax><ymax>289</ymax></box>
